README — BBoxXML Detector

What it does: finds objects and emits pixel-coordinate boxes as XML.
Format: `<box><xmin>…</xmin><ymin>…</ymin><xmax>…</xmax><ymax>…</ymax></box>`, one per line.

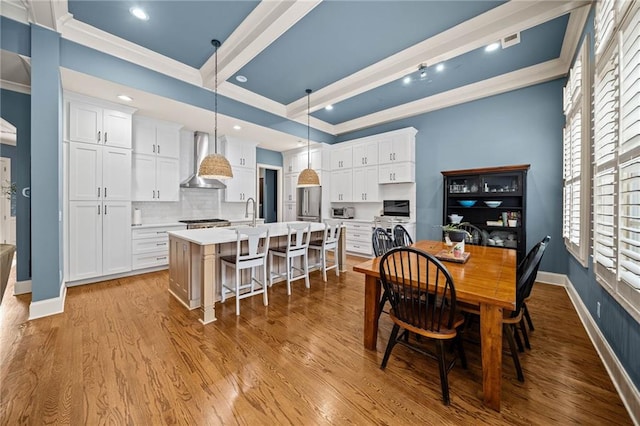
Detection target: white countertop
<box><xmin>168</xmin><ymin>221</ymin><xmax>328</xmax><ymax>245</ymax></box>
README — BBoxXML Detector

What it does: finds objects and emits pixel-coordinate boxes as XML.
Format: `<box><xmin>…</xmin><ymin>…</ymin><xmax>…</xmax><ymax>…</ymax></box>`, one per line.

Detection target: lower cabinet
<box><xmin>284</xmin><ymin>203</ymin><xmax>297</xmax><ymax>221</ymax></box>
<box><xmin>344</xmin><ymin>220</ymin><xmax>373</xmax><ymax>256</ymax></box>
<box><xmin>68</xmin><ymin>200</ymin><xmax>131</xmax><ymax>281</ymax></box>
<box><xmin>132</xmin><ymin>225</ymin><xmax>186</xmax><ymax>270</ymax></box>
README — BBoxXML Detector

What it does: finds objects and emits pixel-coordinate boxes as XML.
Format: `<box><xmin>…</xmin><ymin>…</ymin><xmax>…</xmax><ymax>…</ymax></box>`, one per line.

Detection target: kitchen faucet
<box><xmin>245</xmin><ymin>197</ymin><xmax>257</xmax><ymax>227</ymax></box>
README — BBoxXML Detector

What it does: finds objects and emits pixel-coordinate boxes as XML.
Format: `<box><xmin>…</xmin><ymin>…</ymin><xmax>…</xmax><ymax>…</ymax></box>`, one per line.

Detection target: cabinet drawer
<box><xmin>133</xmin><ymin>252</ymin><xmax>169</xmax><ymax>269</ymax></box>
<box><xmin>346</xmin><ymin>231</ymin><xmax>370</xmax><ymax>243</ymax></box>
<box><xmin>132</xmin><ymin>225</ymin><xmax>185</xmax><ymax>239</ymax></box>
<box><xmin>346</xmin><ymin>241</ymin><xmax>372</xmax><ymax>256</ymax></box>
<box><xmin>133</xmin><ymin>237</ymin><xmax>169</xmax><ymax>255</ymax></box>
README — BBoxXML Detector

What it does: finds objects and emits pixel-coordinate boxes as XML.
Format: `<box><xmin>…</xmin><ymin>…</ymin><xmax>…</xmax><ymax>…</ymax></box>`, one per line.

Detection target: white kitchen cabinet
<box><xmin>68</xmin><ymin>200</ymin><xmax>131</xmax><ymax>281</ymax></box>
<box><xmin>132</xmin><ymin>116</ymin><xmax>181</xmax><ymax>158</ymax></box>
<box><xmin>298</xmin><ymin>149</ymin><xmax>322</xmax><ymax>171</ymax></box>
<box><xmin>69</xmin><ymin>143</ymin><xmax>131</xmax><ymax>201</ymax></box>
<box><xmin>132</xmin><ymin>224</ymin><xmax>186</xmax><ymax>270</ymax></box>
<box><xmin>353</xmin><ymin>166</ymin><xmax>379</xmax><ymax>202</ymax></box>
<box><xmin>379</xmin><ymin>162</ymin><xmax>415</xmax><ymax>184</ymax></box>
<box><xmin>352</xmin><ymin>140</ymin><xmax>378</xmax><ymax>167</ymax></box>
<box><xmin>68</xmin><ymin>100</ymin><xmax>132</xmax><ymax>148</ymax></box>
<box><xmin>331</xmin><ymin>145</ymin><xmax>353</xmax><ymax>170</ymax></box>
<box><xmin>284</xmin><ymin>203</ymin><xmax>297</xmax><ymax>222</ymax></box>
<box><xmin>132</xmin><ymin>154</ymin><xmax>180</xmax><ymax>201</ymax></box>
<box><xmin>225</xmin><ymin>166</ymin><xmax>256</xmax><ymax>202</ymax></box>
<box><xmin>378</xmin><ymin>133</ymin><xmax>415</xmax><ymax>164</ymax></box>
<box><xmin>331</xmin><ymin>169</ymin><xmax>353</xmax><ymax>202</ymax></box>
<box><xmin>344</xmin><ymin>220</ymin><xmax>374</xmax><ymax>256</ymax></box>
<box><xmin>222</xmin><ymin>138</ymin><xmax>256</xmax><ymax>168</ymax></box>
<box><xmin>284</xmin><ymin>153</ymin><xmax>300</xmax><ymax>173</ymax></box>
<box><xmin>285</xmin><ymin>173</ymin><xmax>299</xmax><ymax>203</ymax></box>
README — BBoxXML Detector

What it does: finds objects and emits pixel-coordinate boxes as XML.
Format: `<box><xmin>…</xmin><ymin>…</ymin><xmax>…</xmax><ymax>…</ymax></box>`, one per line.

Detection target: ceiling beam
<box><xmin>285</xmin><ymin>0</ymin><xmax>591</xmax><ymax>119</ymax></box>
<box><xmin>200</xmin><ymin>0</ymin><xmax>322</xmax><ymax>89</ymax></box>
<box><xmin>334</xmin><ymin>58</ymin><xmax>567</xmax><ymax>135</ymax></box>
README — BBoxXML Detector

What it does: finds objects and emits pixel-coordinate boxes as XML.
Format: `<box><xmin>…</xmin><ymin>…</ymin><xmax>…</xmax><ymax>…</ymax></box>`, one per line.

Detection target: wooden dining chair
<box><xmin>520</xmin><ymin>236</ymin><xmax>551</xmax><ymax>334</ymax></box>
<box><xmin>393</xmin><ymin>224</ymin><xmax>413</xmax><ymax>247</ymax></box>
<box><xmin>460</xmin><ymin>237</ymin><xmax>547</xmax><ymax>381</ymax></box>
<box><xmin>458</xmin><ymin>223</ymin><xmax>487</xmax><ymax>245</ymax></box>
<box><xmin>379</xmin><ymin>247</ymin><xmax>466</xmax><ymax>405</ymax></box>
<box><xmin>372</xmin><ymin>227</ymin><xmax>397</xmax><ymax>320</ymax></box>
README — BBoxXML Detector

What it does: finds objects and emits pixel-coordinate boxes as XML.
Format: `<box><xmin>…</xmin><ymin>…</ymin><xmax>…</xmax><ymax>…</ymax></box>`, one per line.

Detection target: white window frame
<box><xmin>562</xmin><ymin>40</ymin><xmax>591</xmax><ymax>266</ymax></box>
<box><xmin>593</xmin><ymin>1</ymin><xmax>640</xmax><ymax>323</ymax></box>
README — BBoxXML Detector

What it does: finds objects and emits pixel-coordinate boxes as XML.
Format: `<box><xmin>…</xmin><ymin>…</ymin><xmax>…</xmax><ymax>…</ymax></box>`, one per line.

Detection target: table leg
<box><xmin>199</xmin><ymin>244</ymin><xmax>217</xmax><ymax>325</ymax></box>
<box><xmin>480</xmin><ymin>303</ymin><xmax>503</xmax><ymax>411</ymax></box>
<box><xmin>338</xmin><ymin>227</ymin><xmax>347</xmax><ymax>273</ymax></box>
<box><xmin>364</xmin><ymin>274</ymin><xmax>381</xmax><ymax>350</ymax></box>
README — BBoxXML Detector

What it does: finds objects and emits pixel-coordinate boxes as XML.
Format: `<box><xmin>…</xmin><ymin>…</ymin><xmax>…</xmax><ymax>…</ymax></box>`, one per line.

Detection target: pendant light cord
<box><xmin>306</xmin><ymin>89</ymin><xmax>312</xmax><ymax>168</ymax></box>
<box><xmin>212</xmin><ymin>39</ymin><xmax>221</xmax><ymax>154</ymax></box>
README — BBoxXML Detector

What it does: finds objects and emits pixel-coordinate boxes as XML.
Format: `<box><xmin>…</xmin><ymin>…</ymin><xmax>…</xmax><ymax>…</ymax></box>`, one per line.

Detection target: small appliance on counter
<box><xmin>331</xmin><ymin>206</ymin><xmax>355</xmax><ymax>219</ymax></box>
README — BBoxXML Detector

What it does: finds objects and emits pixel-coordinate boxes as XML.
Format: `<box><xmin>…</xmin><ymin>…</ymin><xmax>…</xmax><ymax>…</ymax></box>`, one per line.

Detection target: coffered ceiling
<box><xmin>0</xmin><ymin>0</ymin><xmax>591</xmax><ymax>150</ymax></box>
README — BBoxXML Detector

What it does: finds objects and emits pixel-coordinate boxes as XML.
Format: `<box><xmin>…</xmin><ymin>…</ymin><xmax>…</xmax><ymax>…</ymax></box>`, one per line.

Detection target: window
<box><xmin>593</xmin><ymin>2</ymin><xmax>640</xmax><ymax>321</ymax></box>
<box><xmin>562</xmin><ymin>40</ymin><xmax>590</xmax><ymax>265</ymax></box>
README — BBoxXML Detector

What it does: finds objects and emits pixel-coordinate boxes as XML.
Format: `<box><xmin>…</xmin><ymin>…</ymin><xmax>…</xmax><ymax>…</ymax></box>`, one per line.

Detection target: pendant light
<box><xmin>198</xmin><ymin>39</ymin><xmax>233</xmax><ymax>180</ymax></box>
<box><xmin>297</xmin><ymin>89</ymin><xmax>320</xmax><ymax>187</ymax></box>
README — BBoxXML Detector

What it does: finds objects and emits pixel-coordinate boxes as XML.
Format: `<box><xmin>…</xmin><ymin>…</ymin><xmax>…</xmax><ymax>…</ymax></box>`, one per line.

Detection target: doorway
<box><xmin>257</xmin><ymin>164</ymin><xmax>282</xmax><ymax>223</ymax></box>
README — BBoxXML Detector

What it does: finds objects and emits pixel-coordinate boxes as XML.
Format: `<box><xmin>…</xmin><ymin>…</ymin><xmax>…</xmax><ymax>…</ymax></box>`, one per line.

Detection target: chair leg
<box><xmin>221</xmin><ymin>262</ymin><xmax>227</xmax><ymax>303</ymax></box>
<box><xmin>520</xmin><ymin>318</ymin><xmax>531</xmax><ymax>350</ymax></box>
<box><xmin>268</xmin><ymin>252</ymin><xmax>273</xmax><ymax>288</ymax></box>
<box><xmin>523</xmin><ymin>302</ymin><xmax>535</xmax><ymax>331</ymax></box>
<box><xmin>262</xmin><ymin>263</ymin><xmax>268</xmax><ymax>307</ymax></box>
<box><xmin>322</xmin><ymin>249</ymin><xmax>327</xmax><ymax>282</ymax></box>
<box><xmin>304</xmin><ymin>253</ymin><xmax>310</xmax><ymax>289</ymax></box>
<box><xmin>286</xmin><ymin>256</ymin><xmax>292</xmax><ymax>295</ymax></box>
<box><xmin>436</xmin><ymin>340</ymin><xmax>451</xmax><ymax>405</ymax></box>
<box><xmin>235</xmin><ymin>267</ymin><xmax>241</xmax><ymax>316</ymax></box>
<box><xmin>504</xmin><ymin>324</ymin><xmax>524</xmax><ymax>382</ymax></box>
<box><xmin>380</xmin><ymin>324</ymin><xmax>400</xmax><ymax>369</ymax></box>
<box><xmin>335</xmin><ymin>248</ymin><xmax>340</xmax><ymax>277</ymax></box>
<box><xmin>512</xmin><ymin>323</ymin><xmax>525</xmax><ymax>353</ymax></box>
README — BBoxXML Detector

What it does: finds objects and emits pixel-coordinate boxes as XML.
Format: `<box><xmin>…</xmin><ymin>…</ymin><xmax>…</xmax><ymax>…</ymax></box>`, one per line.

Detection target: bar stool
<box><xmin>220</xmin><ymin>226</ymin><xmax>270</xmax><ymax>315</ymax></box>
<box><xmin>308</xmin><ymin>219</ymin><xmax>342</xmax><ymax>282</ymax></box>
<box><xmin>269</xmin><ymin>223</ymin><xmax>311</xmax><ymax>295</ymax></box>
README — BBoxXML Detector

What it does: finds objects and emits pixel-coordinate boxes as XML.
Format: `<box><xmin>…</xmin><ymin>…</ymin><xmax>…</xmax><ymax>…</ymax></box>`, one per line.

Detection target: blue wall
<box><xmin>338</xmin><ymin>80</ymin><xmax>566</xmax><ymax>274</ymax></box>
<box><xmin>30</xmin><ymin>25</ymin><xmax>63</xmax><ymax>301</ymax></box>
<box><xmin>256</xmin><ymin>147</ymin><xmax>283</xmax><ymax>167</ymax></box>
<box><xmin>0</xmin><ymin>89</ymin><xmax>31</xmax><ymax>281</ymax></box>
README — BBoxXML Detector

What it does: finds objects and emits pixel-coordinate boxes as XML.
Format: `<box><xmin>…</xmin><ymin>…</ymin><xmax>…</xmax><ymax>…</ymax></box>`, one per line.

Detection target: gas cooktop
<box><xmin>179</xmin><ymin>219</ymin><xmax>228</xmax><ymax>224</ymax></box>
<box><xmin>179</xmin><ymin>218</ymin><xmax>231</xmax><ymax>229</ymax></box>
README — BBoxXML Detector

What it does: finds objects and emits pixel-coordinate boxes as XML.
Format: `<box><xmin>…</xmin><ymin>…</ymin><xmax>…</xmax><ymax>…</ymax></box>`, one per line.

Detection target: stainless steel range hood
<box><xmin>180</xmin><ymin>131</ymin><xmax>226</xmax><ymax>189</ymax></box>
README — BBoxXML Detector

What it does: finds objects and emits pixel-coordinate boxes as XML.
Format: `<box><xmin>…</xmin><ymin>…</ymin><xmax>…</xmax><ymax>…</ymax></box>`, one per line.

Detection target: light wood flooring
<box><xmin>0</xmin><ymin>257</ymin><xmax>632</xmax><ymax>425</ymax></box>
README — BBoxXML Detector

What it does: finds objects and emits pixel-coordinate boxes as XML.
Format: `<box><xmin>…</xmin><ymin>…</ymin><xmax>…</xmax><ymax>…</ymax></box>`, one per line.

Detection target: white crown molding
<box><xmin>0</xmin><ymin>79</ymin><xmax>31</xmax><ymax>94</ymax></box>
<box><xmin>59</xmin><ymin>17</ymin><xmax>203</xmax><ymax>86</ymax></box>
<box><xmin>28</xmin><ymin>282</ymin><xmax>66</xmax><ymax>320</ymax></box>
<box><xmin>201</xmin><ymin>0</ymin><xmax>321</xmax><ymax>86</ymax></box>
<box><xmin>286</xmin><ymin>1</ymin><xmax>591</xmax><ymax>118</ymax></box>
<box><xmin>559</xmin><ymin>4</ymin><xmax>592</xmax><ymax>69</ymax></box>
<box><xmin>564</xmin><ymin>276</ymin><xmax>640</xmax><ymax>426</ymax></box>
<box><xmin>335</xmin><ymin>58</ymin><xmax>566</xmax><ymax>135</ymax></box>
<box><xmin>0</xmin><ymin>0</ymin><xmax>30</xmax><ymax>23</ymax></box>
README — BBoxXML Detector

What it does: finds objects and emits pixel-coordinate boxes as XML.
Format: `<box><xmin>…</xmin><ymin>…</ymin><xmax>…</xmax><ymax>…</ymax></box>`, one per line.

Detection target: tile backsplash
<box><xmin>133</xmin><ymin>188</ymin><xmax>247</xmax><ymax>223</ymax></box>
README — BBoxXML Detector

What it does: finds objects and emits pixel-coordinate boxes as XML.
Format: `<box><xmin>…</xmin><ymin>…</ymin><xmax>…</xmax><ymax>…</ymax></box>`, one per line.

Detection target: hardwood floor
<box><xmin>0</xmin><ymin>257</ymin><xmax>632</xmax><ymax>425</ymax></box>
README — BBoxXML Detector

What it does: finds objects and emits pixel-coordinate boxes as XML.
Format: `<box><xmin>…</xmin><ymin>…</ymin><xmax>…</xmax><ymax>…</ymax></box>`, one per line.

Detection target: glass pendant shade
<box><xmin>199</xmin><ymin>153</ymin><xmax>233</xmax><ymax>179</ymax></box>
<box><xmin>198</xmin><ymin>38</ymin><xmax>233</xmax><ymax>180</ymax></box>
<box><xmin>298</xmin><ymin>88</ymin><xmax>320</xmax><ymax>187</ymax></box>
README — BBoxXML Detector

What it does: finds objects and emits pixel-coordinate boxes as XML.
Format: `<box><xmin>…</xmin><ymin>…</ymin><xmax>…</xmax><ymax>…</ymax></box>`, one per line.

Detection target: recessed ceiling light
<box><xmin>117</xmin><ymin>94</ymin><xmax>133</xmax><ymax>102</ymax></box>
<box><xmin>435</xmin><ymin>63</ymin><xmax>445</xmax><ymax>72</ymax></box>
<box><xmin>402</xmin><ymin>76</ymin><xmax>412</xmax><ymax>85</ymax></box>
<box><xmin>485</xmin><ymin>42</ymin><xmax>500</xmax><ymax>52</ymax></box>
<box><xmin>235</xmin><ymin>75</ymin><xmax>248</xmax><ymax>83</ymax></box>
<box><xmin>233</xmin><ymin>125</ymin><xmax>242</xmax><ymax>130</ymax></box>
<box><xmin>325</xmin><ymin>105</ymin><xmax>333</xmax><ymax>111</ymax></box>
<box><xmin>129</xmin><ymin>7</ymin><xmax>149</xmax><ymax>21</ymax></box>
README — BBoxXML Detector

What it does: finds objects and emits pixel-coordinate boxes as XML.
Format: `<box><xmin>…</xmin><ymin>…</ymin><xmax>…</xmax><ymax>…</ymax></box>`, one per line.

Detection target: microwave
<box><xmin>383</xmin><ymin>200</ymin><xmax>410</xmax><ymax>217</ymax></box>
<box><xmin>331</xmin><ymin>206</ymin><xmax>355</xmax><ymax>219</ymax></box>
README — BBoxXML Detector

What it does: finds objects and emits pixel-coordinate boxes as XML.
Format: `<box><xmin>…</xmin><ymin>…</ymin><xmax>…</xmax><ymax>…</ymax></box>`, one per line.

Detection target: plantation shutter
<box><xmin>595</xmin><ymin>0</ymin><xmax>616</xmax><ymax>56</ymax></box>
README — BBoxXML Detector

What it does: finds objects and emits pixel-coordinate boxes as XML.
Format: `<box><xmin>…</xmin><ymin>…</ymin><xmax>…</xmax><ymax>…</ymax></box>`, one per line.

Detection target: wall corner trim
<box><xmin>564</xmin><ymin>275</ymin><xmax>640</xmax><ymax>425</ymax></box>
<box><xmin>28</xmin><ymin>283</ymin><xmax>66</xmax><ymax>320</ymax></box>
<box><xmin>14</xmin><ymin>279</ymin><xmax>32</xmax><ymax>295</ymax></box>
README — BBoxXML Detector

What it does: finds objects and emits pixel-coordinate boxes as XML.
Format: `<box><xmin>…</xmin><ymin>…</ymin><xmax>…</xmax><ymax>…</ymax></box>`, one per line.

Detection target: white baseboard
<box><xmin>28</xmin><ymin>282</ymin><xmax>66</xmax><ymax>320</ymax></box>
<box><xmin>564</xmin><ymin>276</ymin><xmax>640</xmax><ymax>426</ymax></box>
<box><xmin>14</xmin><ymin>279</ymin><xmax>32</xmax><ymax>295</ymax></box>
<box><xmin>536</xmin><ymin>270</ymin><xmax>565</xmax><ymax>286</ymax></box>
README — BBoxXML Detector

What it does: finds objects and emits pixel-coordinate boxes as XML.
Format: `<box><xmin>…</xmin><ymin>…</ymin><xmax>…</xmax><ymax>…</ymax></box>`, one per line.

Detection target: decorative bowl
<box><xmin>457</xmin><ymin>200</ymin><xmax>477</xmax><ymax>207</ymax></box>
<box><xmin>484</xmin><ymin>200</ymin><xmax>502</xmax><ymax>208</ymax></box>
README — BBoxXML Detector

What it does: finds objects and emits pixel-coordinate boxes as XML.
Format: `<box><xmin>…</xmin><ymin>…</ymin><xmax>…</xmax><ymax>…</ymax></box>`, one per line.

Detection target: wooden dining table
<box><xmin>353</xmin><ymin>240</ymin><xmax>517</xmax><ymax>411</ymax></box>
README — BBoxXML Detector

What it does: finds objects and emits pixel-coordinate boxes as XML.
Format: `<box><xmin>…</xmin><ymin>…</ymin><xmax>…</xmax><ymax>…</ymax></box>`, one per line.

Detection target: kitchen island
<box><xmin>168</xmin><ymin>222</ymin><xmax>347</xmax><ymax>324</ymax></box>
